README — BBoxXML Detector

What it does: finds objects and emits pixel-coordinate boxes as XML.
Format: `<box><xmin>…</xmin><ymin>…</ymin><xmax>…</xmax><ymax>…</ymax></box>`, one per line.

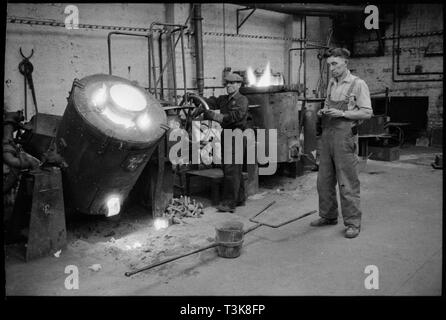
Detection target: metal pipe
<box><xmin>148</xmin><ymin>35</ymin><xmax>152</xmax><ymax>91</ymax></box>
<box><xmin>303</xmin><ymin>16</ymin><xmax>307</xmax><ymax>102</ymax></box>
<box><xmin>107</xmin><ymin>32</ymin><xmax>149</xmax><ymax>75</ymax></box>
<box><xmin>170</xmin><ymin>31</ymin><xmax>178</xmax><ymax>105</ymax></box>
<box><xmin>392</xmin><ymin>4</ymin><xmax>443</xmax><ymax>82</ymax></box>
<box><xmin>193</xmin><ymin>4</ymin><xmax>205</xmax><ymax>96</ymax></box>
<box><xmin>239</xmin><ymin>3</ymin><xmax>365</xmax><ymax>16</ymax></box>
<box><xmin>151</xmin><ymin>33</ymin><xmax>158</xmax><ymax>98</ymax></box>
<box><xmin>180</xmin><ymin>28</ymin><xmax>187</xmax><ymax>99</ymax></box>
<box><xmin>125</xmin><ymin>243</ymin><xmax>218</xmax><ymax>276</ymax></box>
<box><xmin>158</xmin><ymin>32</ymin><xmax>164</xmax><ymax>99</ymax></box>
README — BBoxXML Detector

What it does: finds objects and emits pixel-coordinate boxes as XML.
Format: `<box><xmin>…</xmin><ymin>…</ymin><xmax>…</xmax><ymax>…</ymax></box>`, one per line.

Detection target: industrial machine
<box><xmin>3</xmin><ymin>20</ymin><xmax>208</xmax><ymax>260</ymax></box>
<box><xmin>240</xmin><ymin>85</ymin><xmax>302</xmax><ymax>177</ymax></box>
<box><xmin>56</xmin><ymin>74</ymin><xmax>168</xmax><ymax>216</ymax></box>
<box><xmin>3</xmin><ymin>74</ymin><xmax>174</xmax><ymax>260</ymax></box>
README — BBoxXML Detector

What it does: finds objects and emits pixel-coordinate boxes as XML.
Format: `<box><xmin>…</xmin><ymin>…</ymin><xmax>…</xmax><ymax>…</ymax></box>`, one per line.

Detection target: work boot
<box><xmin>236</xmin><ymin>200</ymin><xmax>246</xmax><ymax>207</ymax></box>
<box><xmin>345</xmin><ymin>226</ymin><xmax>360</xmax><ymax>238</ymax></box>
<box><xmin>216</xmin><ymin>203</ymin><xmax>235</xmax><ymax>213</ymax></box>
<box><xmin>310</xmin><ymin>217</ymin><xmax>338</xmax><ymax>227</ymax></box>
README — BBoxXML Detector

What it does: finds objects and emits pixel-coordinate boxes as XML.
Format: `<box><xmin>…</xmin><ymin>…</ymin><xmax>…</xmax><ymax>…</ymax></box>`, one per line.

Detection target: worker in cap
<box><xmin>310</xmin><ymin>47</ymin><xmax>373</xmax><ymax>238</ymax></box>
<box><xmin>191</xmin><ymin>72</ymin><xmax>249</xmax><ymax>213</ymax></box>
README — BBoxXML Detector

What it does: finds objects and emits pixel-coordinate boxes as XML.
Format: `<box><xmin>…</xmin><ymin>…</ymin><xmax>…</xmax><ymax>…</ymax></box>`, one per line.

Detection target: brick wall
<box><xmin>346</xmin><ymin>4</ymin><xmax>443</xmax><ymax>131</ymax></box>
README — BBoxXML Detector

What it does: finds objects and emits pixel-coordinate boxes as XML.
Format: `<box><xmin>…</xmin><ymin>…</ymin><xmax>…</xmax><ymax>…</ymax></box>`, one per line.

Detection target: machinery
<box><xmin>3</xmin><ymin>74</ymin><xmax>172</xmax><ymax>260</ymax></box>
<box><xmin>55</xmin><ymin>74</ymin><xmax>168</xmax><ymax>216</ymax></box>
<box><xmin>240</xmin><ymin>84</ymin><xmax>303</xmax><ymax>177</ymax></box>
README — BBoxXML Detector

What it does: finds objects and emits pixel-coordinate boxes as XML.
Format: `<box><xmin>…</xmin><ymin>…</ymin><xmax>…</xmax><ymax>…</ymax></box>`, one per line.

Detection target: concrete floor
<box><xmin>4</xmin><ymin>146</ymin><xmax>442</xmax><ymax>296</ymax></box>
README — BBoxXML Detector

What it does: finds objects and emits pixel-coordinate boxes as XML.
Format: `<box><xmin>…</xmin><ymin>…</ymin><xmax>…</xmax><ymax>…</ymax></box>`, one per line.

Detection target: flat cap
<box><xmin>224</xmin><ymin>73</ymin><xmax>243</xmax><ymax>82</ymax></box>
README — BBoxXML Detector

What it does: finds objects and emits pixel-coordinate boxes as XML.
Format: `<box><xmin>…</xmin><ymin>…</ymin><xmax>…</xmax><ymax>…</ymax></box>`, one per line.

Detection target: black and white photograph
<box><xmin>2</xmin><ymin>1</ymin><xmax>443</xmax><ymax>303</ymax></box>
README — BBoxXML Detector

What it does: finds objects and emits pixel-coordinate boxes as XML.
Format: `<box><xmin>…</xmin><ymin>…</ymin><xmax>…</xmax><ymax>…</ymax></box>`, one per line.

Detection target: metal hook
<box><xmin>19</xmin><ymin>47</ymin><xmax>34</xmax><ymax>59</ymax></box>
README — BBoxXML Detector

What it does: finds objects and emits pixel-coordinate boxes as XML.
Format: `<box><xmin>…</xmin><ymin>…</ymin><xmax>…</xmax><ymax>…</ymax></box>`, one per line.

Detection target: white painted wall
<box><xmin>5</xmin><ymin>3</ymin><xmax>329</xmax><ymax>118</ymax></box>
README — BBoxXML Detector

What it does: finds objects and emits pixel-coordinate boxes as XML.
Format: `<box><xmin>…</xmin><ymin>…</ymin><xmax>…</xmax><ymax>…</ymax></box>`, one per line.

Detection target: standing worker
<box><xmin>310</xmin><ymin>48</ymin><xmax>373</xmax><ymax>238</ymax></box>
<box><xmin>191</xmin><ymin>73</ymin><xmax>249</xmax><ymax>213</ymax></box>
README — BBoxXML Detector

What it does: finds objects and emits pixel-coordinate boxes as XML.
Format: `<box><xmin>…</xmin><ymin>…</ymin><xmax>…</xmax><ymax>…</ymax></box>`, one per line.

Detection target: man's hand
<box><xmin>203</xmin><ymin>110</ymin><xmax>224</xmax><ymax>123</ymax></box>
<box><xmin>317</xmin><ymin>108</ymin><xmax>328</xmax><ymax>117</ymax></box>
<box><xmin>190</xmin><ymin>104</ymin><xmax>205</xmax><ymax>118</ymax></box>
<box><xmin>323</xmin><ymin>108</ymin><xmax>345</xmax><ymax>118</ymax></box>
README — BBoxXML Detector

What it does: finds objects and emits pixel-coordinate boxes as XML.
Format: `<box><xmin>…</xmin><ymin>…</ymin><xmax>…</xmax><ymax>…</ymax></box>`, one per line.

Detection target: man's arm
<box><xmin>203</xmin><ymin>96</ymin><xmax>220</xmax><ymax>110</ymax></box>
<box><xmin>220</xmin><ymin>96</ymin><xmax>249</xmax><ymax>125</ymax></box>
<box><xmin>343</xmin><ymin>108</ymin><xmax>373</xmax><ymax>120</ymax></box>
<box><xmin>346</xmin><ymin>78</ymin><xmax>373</xmax><ymax>120</ymax></box>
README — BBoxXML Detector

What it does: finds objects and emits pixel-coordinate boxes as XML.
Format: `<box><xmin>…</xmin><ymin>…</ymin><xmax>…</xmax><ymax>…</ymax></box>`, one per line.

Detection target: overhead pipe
<box><xmin>193</xmin><ymin>4</ymin><xmax>205</xmax><ymax>96</ymax></box>
<box><xmin>239</xmin><ymin>3</ymin><xmax>365</xmax><ymax>16</ymax></box>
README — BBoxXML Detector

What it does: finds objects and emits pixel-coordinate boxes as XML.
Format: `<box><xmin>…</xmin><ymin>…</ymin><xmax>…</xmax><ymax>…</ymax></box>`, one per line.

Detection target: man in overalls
<box><xmin>310</xmin><ymin>48</ymin><xmax>373</xmax><ymax>238</ymax></box>
<box><xmin>192</xmin><ymin>73</ymin><xmax>249</xmax><ymax>213</ymax></box>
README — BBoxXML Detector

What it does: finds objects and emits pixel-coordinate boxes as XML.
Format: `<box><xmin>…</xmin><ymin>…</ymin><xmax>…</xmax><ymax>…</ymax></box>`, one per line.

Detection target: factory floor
<box><xmin>4</xmin><ymin>145</ymin><xmax>442</xmax><ymax>296</ymax></box>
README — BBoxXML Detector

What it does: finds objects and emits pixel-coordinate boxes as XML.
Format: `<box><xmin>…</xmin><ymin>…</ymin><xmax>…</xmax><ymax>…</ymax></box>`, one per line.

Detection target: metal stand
<box><xmin>9</xmin><ymin>167</ymin><xmax>67</xmax><ymax>261</ymax></box>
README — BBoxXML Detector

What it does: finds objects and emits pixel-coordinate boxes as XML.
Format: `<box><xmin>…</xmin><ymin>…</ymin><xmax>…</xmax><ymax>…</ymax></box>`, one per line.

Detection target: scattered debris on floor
<box><xmin>248</xmin><ymin>191</ymin><xmax>268</xmax><ymax>200</ymax></box>
<box><xmin>164</xmin><ymin>196</ymin><xmax>204</xmax><ymax>224</ymax></box>
<box><xmin>88</xmin><ymin>264</ymin><xmax>102</xmax><ymax>272</ymax></box>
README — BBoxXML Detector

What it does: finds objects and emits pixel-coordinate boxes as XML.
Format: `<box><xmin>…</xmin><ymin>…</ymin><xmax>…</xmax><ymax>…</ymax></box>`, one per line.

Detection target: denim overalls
<box><xmin>317</xmin><ymin>78</ymin><xmax>361</xmax><ymax>228</ymax></box>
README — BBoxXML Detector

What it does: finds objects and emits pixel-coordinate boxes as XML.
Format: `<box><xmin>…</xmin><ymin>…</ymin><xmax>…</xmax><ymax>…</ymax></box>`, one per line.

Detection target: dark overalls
<box><xmin>317</xmin><ymin>78</ymin><xmax>361</xmax><ymax>228</ymax></box>
<box><xmin>206</xmin><ymin>92</ymin><xmax>249</xmax><ymax>208</ymax></box>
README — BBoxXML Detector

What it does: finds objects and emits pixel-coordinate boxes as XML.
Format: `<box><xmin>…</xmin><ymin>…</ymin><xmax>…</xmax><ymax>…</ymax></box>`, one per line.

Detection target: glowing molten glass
<box><xmin>154</xmin><ymin>217</ymin><xmax>169</xmax><ymax>230</ymax></box>
<box><xmin>136</xmin><ymin>113</ymin><xmax>151</xmax><ymax>130</ymax></box>
<box><xmin>106</xmin><ymin>195</ymin><xmax>121</xmax><ymax>217</ymax></box>
<box><xmin>102</xmin><ymin>107</ymin><xmax>135</xmax><ymax>128</ymax></box>
<box><xmin>92</xmin><ymin>84</ymin><xmax>107</xmax><ymax>107</ymax></box>
<box><xmin>110</xmin><ymin>84</ymin><xmax>147</xmax><ymax>111</ymax></box>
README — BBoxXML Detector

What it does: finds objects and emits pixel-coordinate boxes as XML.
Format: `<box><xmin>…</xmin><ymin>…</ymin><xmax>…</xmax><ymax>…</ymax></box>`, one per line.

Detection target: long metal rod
<box><xmin>125</xmin><ymin>202</ymin><xmax>315</xmax><ymax>277</ymax></box>
<box><xmin>125</xmin><ymin>243</ymin><xmax>218</xmax><ymax>277</ymax></box>
<box><xmin>180</xmin><ymin>28</ymin><xmax>187</xmax><ymax>99</ymax></box>
<box><xmin>252</xmin><ymin>210</ymin><xmax>317</xmax><ymax>228</ymax></box>
<box><xmin>148</xmin><ymin>35</ymin><xmax>152</xmax><ymax>91</ymax></box>
<box><xmin>239</xmin><ymin>3</ymin><xmax>364</xmax><ymax>16</ymax></box>
<box><xmin>150</xmin><ymin>33</ymin><xmax>158</xmax><ymax>98</ymax></box>
<box><xmin>125</xmin><ymin>201</ymin><xmax>275</xmax><ymax>276</ymax></box>
<box><xmin>193</xmin><ymin>4</ymin><xmax>205</xmax><ymax>96</ymax></box>
<box><xmin>158</xmin><ymin>32</ymin><xmax>164</xmax><ymax>99</ymax></box>
<box><xmin>170</xmin><ymin>31</ymin><xmax>178</xmax><ymax>105</ymax></box>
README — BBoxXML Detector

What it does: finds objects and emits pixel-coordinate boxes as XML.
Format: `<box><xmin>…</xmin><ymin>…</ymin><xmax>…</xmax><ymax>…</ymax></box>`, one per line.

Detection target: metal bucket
<box><xmin>215</xmin><ymin>221</ymin><xmax>244</xmax><ymax>258</ymax></box>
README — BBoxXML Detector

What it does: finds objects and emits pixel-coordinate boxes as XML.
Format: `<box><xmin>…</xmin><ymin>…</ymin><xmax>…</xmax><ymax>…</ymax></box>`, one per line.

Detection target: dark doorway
<box><xmin>372</xmin><ymin>96</ymin><xmax>429</xmax><ymax>144</ymax></box>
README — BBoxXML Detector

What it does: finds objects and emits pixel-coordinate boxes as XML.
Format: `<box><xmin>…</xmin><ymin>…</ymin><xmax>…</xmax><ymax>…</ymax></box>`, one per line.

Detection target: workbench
<box><xmin>358</xmin><ymin>133</ymin><xmax>393</xmax><ymax>159</ymax></box>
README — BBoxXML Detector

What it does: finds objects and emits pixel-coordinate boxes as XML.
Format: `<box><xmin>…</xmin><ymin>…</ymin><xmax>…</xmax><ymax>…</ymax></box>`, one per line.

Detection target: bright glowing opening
<box><xmin>257</xmin><ymin>62</ymin><xmax>272</xmax><ymax>87</ymax></box>
<box><xmin>102</xmin><ymin>107</ymin><xmax>134</xmax><ymax>128</ymax></box>
<box><xmin>110</xmin><ymin>84</ymin><xmax>147</xmax><ymax>112</ymax></box>
<box><xmin>92</xmin><ymin>84</ymin><xmax>108</xmax><ymax>107</ymax></box>
<box><xmin>246</xmin><ymin>67</ymin><xmax>257</xmax><ymax>87</ymax></box>
<box><xmin>154</xmin><ymin>217</ymin><xmax>169</xmax><ymax>230</ymax></box>
<box><xmin>106</xmin><ymin>195</ymin><xmax>120</xmax><ymax>217</ymax></box>
<box><xmin>246</xmin><ymin>62</ymin><xmax>284</xmax><ymax>87</ymax></box>
<box><xmin>136</xmin><ymin>113</ymin><xmax>151</xmax><ymax>130</ymax></box>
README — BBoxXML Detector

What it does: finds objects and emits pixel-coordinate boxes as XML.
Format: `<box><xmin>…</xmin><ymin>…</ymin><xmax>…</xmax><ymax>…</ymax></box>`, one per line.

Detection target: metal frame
<box><xmin>236</xmin><ymin>7</ymin><xmax>256</xmax><ymax>34</ymax></box>
<box><xmin>148</xmin><ymin>22</ymin><xmax>188</xmax><ymax>105</ymax></box>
